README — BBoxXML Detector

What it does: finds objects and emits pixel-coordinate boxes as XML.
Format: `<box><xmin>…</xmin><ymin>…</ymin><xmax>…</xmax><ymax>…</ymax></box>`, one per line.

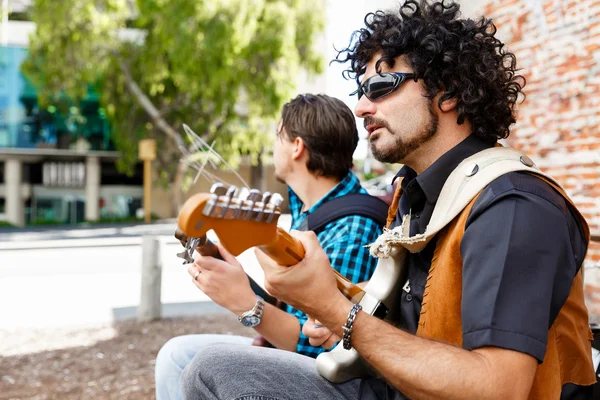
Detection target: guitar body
<box><xmin>316</xmin><ymin>246</ymin><xmax>407</xmax><ymax>383</ymax></box>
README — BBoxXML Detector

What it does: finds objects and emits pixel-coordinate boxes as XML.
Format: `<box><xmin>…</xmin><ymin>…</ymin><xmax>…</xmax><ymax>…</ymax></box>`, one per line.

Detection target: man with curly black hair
<box><xmin>180</xmin><ymin>1</ymin><xmax>596</xmax><ymax>399</ymax></box>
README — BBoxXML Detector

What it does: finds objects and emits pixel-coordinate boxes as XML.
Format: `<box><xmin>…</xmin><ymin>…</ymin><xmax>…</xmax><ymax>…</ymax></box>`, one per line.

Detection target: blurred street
<box><xmin>0</xmin><ymin>216</ymin><xmax>291</xmax><ymax>349</ymax></box>
<box><xmin>0</xmin><ymin>219</ymin><xmax>294</xmax><ymax>399</ymax></box>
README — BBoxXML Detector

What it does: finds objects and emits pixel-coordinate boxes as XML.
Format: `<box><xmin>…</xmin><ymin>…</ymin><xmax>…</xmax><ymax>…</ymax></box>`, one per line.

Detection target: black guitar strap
<box><xmin>306</xmin><ymin>193</ymin><xmax>389</xmax><ymax>233</ymax></box>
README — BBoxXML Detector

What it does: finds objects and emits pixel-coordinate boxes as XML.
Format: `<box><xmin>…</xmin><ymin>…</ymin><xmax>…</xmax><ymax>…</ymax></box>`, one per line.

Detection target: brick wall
<box><xmin>483</xmin><ymin>0</ymin><xmax>600</xmax><ymax>320</ymax></box>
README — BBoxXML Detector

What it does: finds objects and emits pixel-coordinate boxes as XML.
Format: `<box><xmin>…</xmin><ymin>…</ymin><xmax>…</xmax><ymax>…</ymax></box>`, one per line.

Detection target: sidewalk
<box><xmin>0</xmin><ymin>215</ymin><xmax>292</xmax><ymax>332</ymax></box>
<box><xmin>0</xmin><ymin>221</ymin><xmax>181</xmax><ymax>250</ymax></box>
<box><xmin>0</xmin><ymin>215</ymin><xmax>292</xmax><ymax>250</ymax></box>
<box><xmin>0</xmin><ymin>219</ymin><xmax>178</xmax><ymax>240</ymax></box>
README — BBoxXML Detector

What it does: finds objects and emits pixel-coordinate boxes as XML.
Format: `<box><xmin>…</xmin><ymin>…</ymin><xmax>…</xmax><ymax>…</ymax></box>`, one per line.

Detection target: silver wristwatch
<box><xmin>238</xmin><ymin>296</ymin><xmax>265</xmax><ymax>327</ymax></box>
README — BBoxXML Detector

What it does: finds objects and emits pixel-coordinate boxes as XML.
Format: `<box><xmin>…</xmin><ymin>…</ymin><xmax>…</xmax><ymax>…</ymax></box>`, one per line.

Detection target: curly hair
<box><xmin>335</xmin><ymin>0</ymin><xmax>525</xmax><ymax>142</ymax></box>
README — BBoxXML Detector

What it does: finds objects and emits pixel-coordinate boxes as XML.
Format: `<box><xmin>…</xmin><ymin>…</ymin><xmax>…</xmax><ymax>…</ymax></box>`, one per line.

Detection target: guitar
<box><xmin>176</xmin><ymin>183</ymin><xmax>407</xmax><ymax>383</ymax></box>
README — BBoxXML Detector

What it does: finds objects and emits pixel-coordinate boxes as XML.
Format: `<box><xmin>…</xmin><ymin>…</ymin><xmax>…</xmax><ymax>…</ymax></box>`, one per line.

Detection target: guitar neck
<box><xmin>181</xmin><ymin>228</ymin><xmax>367</xmax><ymax>304</ymax></box>
<box><xmin>259</xmin><ymin>228</ymin><xmax>366</xmax><ymax>304</ymax></box>
<box><xmin>192</xmin><ymin>237</ymin><xmax>279</xmax><ymax>306</ymax></box>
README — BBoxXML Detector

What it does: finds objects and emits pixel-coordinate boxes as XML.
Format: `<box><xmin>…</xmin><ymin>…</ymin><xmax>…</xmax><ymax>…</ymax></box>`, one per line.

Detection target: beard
<box><xmin>367</xmin><ymin>102</ymin><xmax>438</xmax><ymax>164</ymax></box>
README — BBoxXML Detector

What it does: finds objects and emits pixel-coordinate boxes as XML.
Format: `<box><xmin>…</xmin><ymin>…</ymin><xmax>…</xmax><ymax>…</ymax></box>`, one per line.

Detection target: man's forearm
<box><xmin>253</xmin><ymin>304</ymin><xmax>300</xmax><ymax>352</ymax></box>
<box><xmin>319</xmin><ymin>298</ymin><xmax>534</xmax><ymax>400</ymax></box>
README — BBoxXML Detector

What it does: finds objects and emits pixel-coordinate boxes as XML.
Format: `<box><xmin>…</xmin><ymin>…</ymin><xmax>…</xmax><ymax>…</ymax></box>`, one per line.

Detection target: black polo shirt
<box><xmin>359</xmin><ymin>135</ymin><xmax>589</xmax><ymax>399</ymax></box>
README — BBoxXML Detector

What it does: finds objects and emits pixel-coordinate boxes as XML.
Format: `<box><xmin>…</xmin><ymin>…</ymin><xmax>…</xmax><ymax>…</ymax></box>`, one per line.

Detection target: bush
<box><xmin>84</xmin><ymin>214</ymin><xmax>160</xmax><ymax>224</ymax></box>
<box><xmin>30</xmin><ymin>219</ymin><xmax>64</xmax><ymax>226</ymax></box>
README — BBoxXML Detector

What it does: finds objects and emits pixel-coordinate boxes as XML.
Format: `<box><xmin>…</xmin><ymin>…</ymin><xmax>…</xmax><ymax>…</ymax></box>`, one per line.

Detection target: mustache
<box><xmin>363</xmin><ymin>117</ymin><xmax>390</xmax><ymax>131</ymax></box>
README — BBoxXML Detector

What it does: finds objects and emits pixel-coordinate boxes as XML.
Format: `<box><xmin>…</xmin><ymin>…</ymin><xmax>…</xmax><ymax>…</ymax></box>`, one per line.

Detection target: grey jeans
<box><xmin>181</xmin><ymin>342</ymin><xmax>362</xmax><ymax>400</ymax></box>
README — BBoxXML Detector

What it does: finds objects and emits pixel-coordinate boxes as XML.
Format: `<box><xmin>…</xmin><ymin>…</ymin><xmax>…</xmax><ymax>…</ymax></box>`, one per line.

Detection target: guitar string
<box><xmin>182</xmin><ymin>124</ymin><xmax>251</xmax><ymax>190</ymax></box>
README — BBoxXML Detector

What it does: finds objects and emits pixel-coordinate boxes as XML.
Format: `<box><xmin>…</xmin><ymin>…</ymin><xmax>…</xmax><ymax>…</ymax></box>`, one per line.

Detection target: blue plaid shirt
<box><xmin>286</xmin><ymin>171</ymin><xmax>382</xmax><ymax>358</ymax></box>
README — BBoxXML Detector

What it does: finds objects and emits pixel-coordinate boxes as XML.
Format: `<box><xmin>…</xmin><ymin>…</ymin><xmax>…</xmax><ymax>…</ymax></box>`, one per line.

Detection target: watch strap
<box><xmin>238</xmin><ymin>296</ymin><xmax>265</xmax><ymax>323</ymax></box>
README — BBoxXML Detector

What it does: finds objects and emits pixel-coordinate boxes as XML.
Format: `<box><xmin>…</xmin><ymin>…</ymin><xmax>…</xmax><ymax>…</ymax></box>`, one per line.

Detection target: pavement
<box><xmin>0</xmin><ymin>220</ymin><xmax>183</xmax><ymax>249</ymax></box>
<box><xmin>0</xmin><ymin>215</ymin><xmax>292</xmax><ymax>248</ymax></box>
<box><xmin>0</xmin><ymin>216</ymin><xmax>292</xmax><ymax>331</ymax></box>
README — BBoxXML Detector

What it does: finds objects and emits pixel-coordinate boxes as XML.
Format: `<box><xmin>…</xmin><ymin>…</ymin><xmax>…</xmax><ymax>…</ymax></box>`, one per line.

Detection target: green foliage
<box><xmin>22</xmin><ymin>0</ymin><xmax>325</xmax><ymax>184</ymax></box>
<box><xmin>29</xmin><ymin>218</ymin><xmax>65</xmax><ymax>226</ymax></box>
<box><xmin>361</xmin><ymin>172</ymin><xmax>379</xmax><ymax>181</ymax></box>
<box><xmin>23</xmin><ymin>215</ymin><xmax>159</xmax><ymax>227</ymax></box>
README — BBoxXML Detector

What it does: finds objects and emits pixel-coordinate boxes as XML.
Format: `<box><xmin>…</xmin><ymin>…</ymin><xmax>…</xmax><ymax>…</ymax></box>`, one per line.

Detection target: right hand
<box><xmin>188</xmin><ymin>243</ymin><xmax>257</xmax><ymax>315</ymax></box>
<box><xmin>303</xmin><ymin>317</ymin><xmax>341</xmax><ymax>348</ymax></box>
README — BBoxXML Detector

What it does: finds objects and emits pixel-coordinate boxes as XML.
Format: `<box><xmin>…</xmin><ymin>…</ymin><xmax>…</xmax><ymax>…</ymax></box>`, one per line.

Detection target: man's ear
<box><xmin>440</xmin><ymin>96</ymin><xmax>458</xmax><ymax>112</ymax></box>
<box><xmin>292</xmin><ymin>137</ymin><xmax>305</xmax><ymax>161</ymax></box>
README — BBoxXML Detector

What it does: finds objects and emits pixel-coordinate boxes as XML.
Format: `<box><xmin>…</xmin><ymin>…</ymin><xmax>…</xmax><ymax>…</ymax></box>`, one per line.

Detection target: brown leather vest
<box><xmin>386</xmin><ymin>175</ymin><xmax>596</xmax><ymax>399</ymax></box>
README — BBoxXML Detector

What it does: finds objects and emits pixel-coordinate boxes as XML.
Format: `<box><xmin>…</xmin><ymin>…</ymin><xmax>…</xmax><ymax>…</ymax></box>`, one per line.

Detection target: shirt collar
<box><xmin>392</xmin><ymin>135</ymin><xmax>494</xmax><ymax>205</ymax></box>
<box><xmin>288</xmin><ymin>171</ymin><xmax>362</xmax><ymax>218</ymax></box>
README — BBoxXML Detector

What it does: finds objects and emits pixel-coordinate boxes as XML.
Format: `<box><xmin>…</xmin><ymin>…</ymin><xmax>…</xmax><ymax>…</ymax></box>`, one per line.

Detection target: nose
<box><xmin>354</xmin><ymin>95</ymin><xmax>377</xmax><ymax>118</ymax></box>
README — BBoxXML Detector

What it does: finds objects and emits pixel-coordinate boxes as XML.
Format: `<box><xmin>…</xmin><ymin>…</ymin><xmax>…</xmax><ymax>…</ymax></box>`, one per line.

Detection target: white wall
<box><xmin>361</xmin><ymin>0</ymin><xmax>484</xmax><ymax>16</ymax></box>
<box><xmin>2</xmin><ymin>20</ymin><xmax>33</xmax><ymax>47</ymax></box>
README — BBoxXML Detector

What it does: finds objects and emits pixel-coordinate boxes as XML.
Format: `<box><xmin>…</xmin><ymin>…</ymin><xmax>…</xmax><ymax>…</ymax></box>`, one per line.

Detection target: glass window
<box><xmin>0</xmin><ymin>46</ymin><xmax>114</xmax><ymax>151</ymax></box>
<box><xmin>32</xmin><ymin>197</ymin><xmax>65</xmax><ymax>224</ymax></box>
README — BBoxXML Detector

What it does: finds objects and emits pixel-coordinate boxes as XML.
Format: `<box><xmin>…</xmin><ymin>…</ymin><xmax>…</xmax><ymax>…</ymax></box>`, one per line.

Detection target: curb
<box><xmin>0</xmin><ymin>236</ymin><xmax>181</xmax><ymax>251</ymax></box>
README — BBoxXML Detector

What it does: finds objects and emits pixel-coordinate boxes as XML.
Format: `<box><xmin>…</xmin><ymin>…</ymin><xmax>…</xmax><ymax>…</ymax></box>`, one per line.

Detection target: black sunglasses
<box><xmin>351</xmin><ymin>72</ymin><xmax>418</xmax><ymax>101</ymax></box>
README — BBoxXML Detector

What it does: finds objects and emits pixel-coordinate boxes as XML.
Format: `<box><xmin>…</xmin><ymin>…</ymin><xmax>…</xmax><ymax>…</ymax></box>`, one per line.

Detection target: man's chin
<box><xmin>274</xmin><ymin>174</ymin><xmax>285</xmax><ymax>184</ymax></box>
<box><xmin>370</xmin><ymin>143</ymin><xmax>401</xmax><ymax>164</ymax></box>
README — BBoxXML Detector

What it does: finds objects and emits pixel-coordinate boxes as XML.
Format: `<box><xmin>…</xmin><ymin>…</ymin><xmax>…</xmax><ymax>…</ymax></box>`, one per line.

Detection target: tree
<box><xmin>22</xmin><ymin>0</ymin><xmax>324</xmax><ymax>215</ymax></box>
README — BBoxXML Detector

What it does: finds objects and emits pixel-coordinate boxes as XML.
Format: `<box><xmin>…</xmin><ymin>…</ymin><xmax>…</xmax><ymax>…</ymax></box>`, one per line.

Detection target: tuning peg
<box><xmin>232</xmin><ymin>187</ymin><xmax>249</xmax><ymax>219</ymax></box>
<box><xmin>247</xmin><ymin>189</ymin><xmax>262</xmax><ymax>201</ymax></box>
<box><xmin>269</xmin><ymin>193</ymin><xmax>284</xmax><ymax>208</ymax></box>
<box><xmin>210</xmin><ymin>183</ymin><xmax>228</xmax><ymax>196</ymax></box>
<box><xmin>266</xmin><ymin>193</ymin><xmax>284</xmax><ymax>223</ymax></box>
<box><xmin>176</xmin><ymin>250</ymin><xmax>194</xmax><ymax>264</ymax></box>
<box><xmin>261</xmin><ymin>191</ymin><xmax>272</xmax><ymax>204</ymax></box>
<box><xmin>176</xmin><ymin>236</ymin><xmax>201</xmax><ymax>264</ymax></box>
<box><xmin>205</xmin><ymin>183</ymin><xmax>227</xmax><ymax>217</ymax></box>
<box><xmin>244</xmin><ymin>189</ymin><xmax>262</xmax><ymax>220</ymax></box>
<box><xmin>237</xmin><ymin>187</ymin><xmax>250</xmax><ymax>201</ymax></box>
<box><xmin>221</xmin><ymin>185</ymin><xmax>238</xmax><ymax>217</ymax></box>
<box><xmin>255</xmin><ymin>191</ymin><xmax>272</xmax><ymax>221</ymax></box>
<box><xmin>225</xmin><ymin>185</ymin><xmax>237</xmax><ymax>198</ymax></box>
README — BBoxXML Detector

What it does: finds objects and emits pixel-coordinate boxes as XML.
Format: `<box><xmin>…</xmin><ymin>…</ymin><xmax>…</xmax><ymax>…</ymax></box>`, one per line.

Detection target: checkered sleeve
<box><xmin>289</xmin><ymin>215</ymin><xmax>382</xmax><ymax>357</ymax></box>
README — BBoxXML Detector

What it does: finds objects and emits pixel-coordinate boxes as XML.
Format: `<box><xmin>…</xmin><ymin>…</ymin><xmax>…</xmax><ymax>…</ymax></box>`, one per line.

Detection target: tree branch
<box><xmin>118</xmin><ymin>59</ymin><xmax>185</xmax><ymax>149</ymax></box>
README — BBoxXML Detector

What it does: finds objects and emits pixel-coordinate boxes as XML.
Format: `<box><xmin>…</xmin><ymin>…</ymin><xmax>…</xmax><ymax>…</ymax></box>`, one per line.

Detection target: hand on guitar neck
<box><xmin>176</xmin><ymin>183</ymin><xmax>368</xmax><ymax>305</ymax></box>
<box><xmin>174</xmin><ymin>227</ymin><xmax>279</xmax><ymax>306</ymax></box>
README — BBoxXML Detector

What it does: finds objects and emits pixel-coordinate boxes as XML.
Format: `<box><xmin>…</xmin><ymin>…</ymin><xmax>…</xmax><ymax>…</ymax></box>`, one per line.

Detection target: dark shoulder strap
<box><xmin>306</xmin><ymin>193</ymin><xmax>389</xmax><ymax>233</ymax></box>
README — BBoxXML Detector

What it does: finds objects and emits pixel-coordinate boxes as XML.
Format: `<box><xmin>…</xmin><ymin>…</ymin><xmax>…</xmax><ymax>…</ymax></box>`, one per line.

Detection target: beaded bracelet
<box><xmin>342</xmin><ymin>303</ymin><xmax>363</xmax><ymax>350</ymax></box>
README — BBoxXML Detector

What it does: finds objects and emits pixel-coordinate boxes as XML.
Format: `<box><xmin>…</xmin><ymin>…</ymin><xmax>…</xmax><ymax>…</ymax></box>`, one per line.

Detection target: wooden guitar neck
<box><xmin>258</xmin><ymin>228</ymin><xmax>366</xmax><ymax>304</ymax></box>
<box><xmin>175</xmin><ymin>227</ymin><xmax>366</xmax><ymax>304</ymax></box>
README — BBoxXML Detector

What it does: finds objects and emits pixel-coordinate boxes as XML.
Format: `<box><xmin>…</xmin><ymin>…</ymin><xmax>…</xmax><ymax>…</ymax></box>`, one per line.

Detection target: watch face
<box><xmin>241</xmin><ymin>315</ymin><xmax>261</xmax><ymax>327</ymax></box>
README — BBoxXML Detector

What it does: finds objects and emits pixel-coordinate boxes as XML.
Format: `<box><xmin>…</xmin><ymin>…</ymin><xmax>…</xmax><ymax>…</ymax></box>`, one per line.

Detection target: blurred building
<box><xmin>0</xmin><ymin>1</ymin><xmax>312</xmax><ymax>226</ymax></box>
<box><xmin>0</xmin><ymin>6</ymin><xmax>145</xmax><ymax>226</ymax></box>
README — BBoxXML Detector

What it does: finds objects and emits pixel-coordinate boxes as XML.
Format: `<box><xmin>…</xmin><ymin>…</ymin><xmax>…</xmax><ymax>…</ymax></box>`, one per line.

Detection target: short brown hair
<box><xmin>278</xmin><ymin>94</ymin><xmax>359</xmax><ymax>180</ymax></box>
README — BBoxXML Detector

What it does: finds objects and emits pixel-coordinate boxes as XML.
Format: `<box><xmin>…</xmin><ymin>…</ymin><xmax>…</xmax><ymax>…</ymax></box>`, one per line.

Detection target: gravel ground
<box><xmin>0</xmin><ymin>315</ymin><xmax>254</xmax><ymax>400</ymax></box>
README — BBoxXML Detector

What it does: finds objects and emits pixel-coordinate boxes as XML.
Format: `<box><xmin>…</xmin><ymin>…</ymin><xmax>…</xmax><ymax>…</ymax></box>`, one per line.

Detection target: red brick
<box><xmin>486</xmin><ymin>0</ymin><xmax>600</xmax><ymax>316</ymax></box>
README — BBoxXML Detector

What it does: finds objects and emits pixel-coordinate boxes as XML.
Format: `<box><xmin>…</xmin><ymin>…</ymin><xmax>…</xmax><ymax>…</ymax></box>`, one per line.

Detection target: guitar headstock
<box><xmin>177</xmin><ymin>183</ymin><xmax>284</xmax><ymax>256</ymax></box>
